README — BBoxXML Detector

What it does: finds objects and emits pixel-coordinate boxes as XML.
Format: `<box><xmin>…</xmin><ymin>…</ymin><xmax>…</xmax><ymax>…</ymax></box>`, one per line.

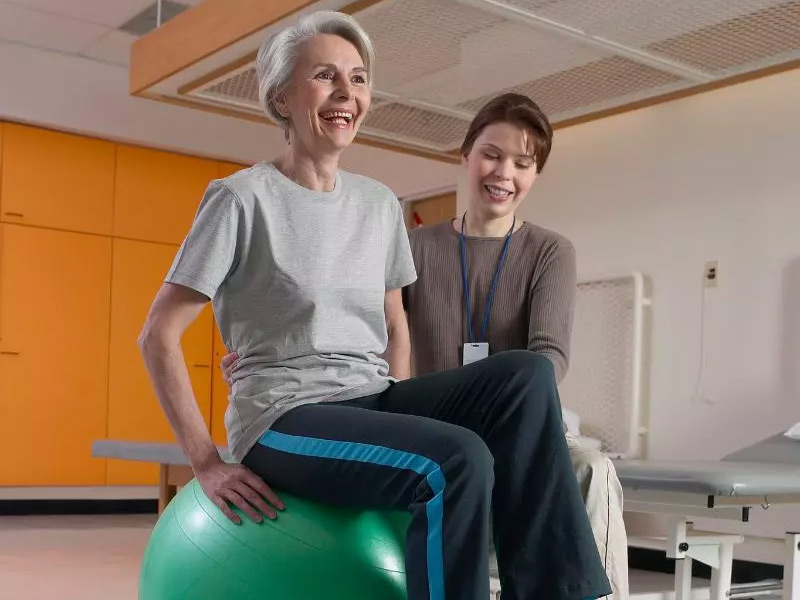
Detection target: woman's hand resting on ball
<box><xmin>212</xmin><ymin>350</ymin><xmax>282</xmax><ymax>523</ymax></box>
<box><xmin>195</xmin><ymin>456</ymin><xmax>284</xmax><ymax>525</ymax></box>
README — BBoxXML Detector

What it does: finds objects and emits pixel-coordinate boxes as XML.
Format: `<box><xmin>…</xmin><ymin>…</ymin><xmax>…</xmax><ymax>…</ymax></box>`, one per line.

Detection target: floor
<box><xmin>0</xmin><ymin>514</ymin><xmax>710</xmax><ymax>600</ymax></box>
<box><xmin>0</xmin><ymin>514</ymin><xmax>153</xmax><ymax>600</ymax></box>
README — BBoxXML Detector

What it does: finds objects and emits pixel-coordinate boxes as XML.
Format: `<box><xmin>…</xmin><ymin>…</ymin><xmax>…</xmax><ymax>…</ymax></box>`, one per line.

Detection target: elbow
<box><xmin>137</xmin><ymin>321</ymin><xmax>157</xmax><ymax>359</ymax></box>
<box><xmin>137</xmin><ymin>316</ymin><xmax>172</xmax><ymax>359</ymax></box>
<box><xmin>137</xmin><ymin>283</ymin><xmax>202</xmax><ymax>359</ymax></box>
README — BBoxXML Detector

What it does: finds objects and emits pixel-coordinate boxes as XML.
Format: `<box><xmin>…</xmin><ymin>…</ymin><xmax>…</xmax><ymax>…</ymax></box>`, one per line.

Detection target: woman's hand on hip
<box><xmin>220</xmin><ymin>351</ymin><xmax>239</xmax><ymax>387</ymax></box>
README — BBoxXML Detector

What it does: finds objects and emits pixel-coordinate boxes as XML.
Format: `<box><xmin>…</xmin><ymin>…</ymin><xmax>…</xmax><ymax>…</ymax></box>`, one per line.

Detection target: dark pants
<box><xmin>243</xmin><ymin>350</ymin><xmax>611</xmax><ymax>600</ymax></box>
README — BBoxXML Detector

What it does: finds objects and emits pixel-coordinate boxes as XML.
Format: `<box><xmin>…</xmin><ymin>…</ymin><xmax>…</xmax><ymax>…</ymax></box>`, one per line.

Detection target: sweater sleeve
<box><xmin>527</xmin><ymin>239</ymin><xmax>577</xmax><ymax>383</ymax></box>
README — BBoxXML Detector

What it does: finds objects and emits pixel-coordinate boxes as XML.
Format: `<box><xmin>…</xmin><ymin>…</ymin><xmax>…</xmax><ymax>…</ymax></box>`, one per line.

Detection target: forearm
<box><xmin>385</xmin><ymin>323</ymin><xmax>411</xmax><ymax>380</ymax></box>
<box><xmin>528</xmin><ymin>241</ymin><xmax>576</xmax><ymax>385</ymax></box>
<box><xmin>139</xmin><ymin>332</ymin><xmax>220</xmax><ymax>470</ymax></box>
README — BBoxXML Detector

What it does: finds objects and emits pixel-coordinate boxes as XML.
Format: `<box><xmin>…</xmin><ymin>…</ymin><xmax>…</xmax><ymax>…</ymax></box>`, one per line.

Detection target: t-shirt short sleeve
<box><xmin>385</xmin><ymin>199</ymin><xmax>417</xmax><ymax>291</ymax></box>
<box><xmin>165</xmin><ymin>180</ymin><xmax>242</xmax><ymax>300</ymax></box>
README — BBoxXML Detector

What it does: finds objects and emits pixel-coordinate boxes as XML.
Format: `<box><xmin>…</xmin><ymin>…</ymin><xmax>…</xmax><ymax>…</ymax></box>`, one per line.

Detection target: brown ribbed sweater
<box><xmin>403</xmin><ymin>220</ymin><xmax>577</xmax><ymax>382</ymax></box>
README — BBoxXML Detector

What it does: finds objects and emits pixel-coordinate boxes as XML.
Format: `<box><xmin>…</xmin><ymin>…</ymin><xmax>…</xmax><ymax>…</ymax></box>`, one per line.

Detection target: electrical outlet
<box><xmin>704</xmin><ymin>260</ymin><xmax>718</xmax><ymax>287</ymax></box>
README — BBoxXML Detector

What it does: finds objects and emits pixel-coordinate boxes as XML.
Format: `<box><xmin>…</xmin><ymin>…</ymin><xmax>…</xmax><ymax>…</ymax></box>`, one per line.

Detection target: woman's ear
<box><xmin>273</xmin><ymin>90</ymin><xmax>290</xmax><ymax>118</ymax></box>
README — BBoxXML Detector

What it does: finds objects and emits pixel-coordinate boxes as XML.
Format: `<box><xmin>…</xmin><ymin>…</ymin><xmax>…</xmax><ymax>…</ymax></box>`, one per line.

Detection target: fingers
<box><xmin>219</xmin><ymin>488</ymin><xmax>263</xmax><ymax>523</ymax></box>
<box><xmin>220</xmin><ymin>364</ymin><xmax>232</xmax><ymax>382</ymax></box>
<box><xmin>220</xmin><ymin>352</ymin><xmax>238</xmax><ymax>370</ymax></box>
<box><xmin>234</xmin><ymin>482</ymin><xmax>277</xmax><ymax>520</ymax></box>
<box><xmin>220</xmin><ymin>352</ymin><xmax>239</xmax><ymax>384</ymax></box>
<box><xmin>200</xmin><ymin>462</ymin><xmax>282</xmax><ymax>525</ymax></box>
<box><xmin>212</xmin><ymin>495</ymin><xmax>241</xmax><ymax>525</ymax></box>
<box><xmin>243</xmin><ymin>470</ymin><xmax>284</xmax><ymax>511</ymax></box>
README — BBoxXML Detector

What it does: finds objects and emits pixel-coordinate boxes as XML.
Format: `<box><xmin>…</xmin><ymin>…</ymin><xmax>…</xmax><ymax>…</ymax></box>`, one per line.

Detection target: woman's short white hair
<box><xmin>256</xmin><ymin>10</ymin><xmax>375</xmax><ymax>129</ymax></box>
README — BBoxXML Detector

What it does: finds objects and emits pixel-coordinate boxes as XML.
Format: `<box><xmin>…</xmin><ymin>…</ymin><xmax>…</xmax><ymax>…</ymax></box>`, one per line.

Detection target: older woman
<box><xmin>138</xmin><ymin>10</ymin><xmax>610</xmax><ymax>600</ymax></box>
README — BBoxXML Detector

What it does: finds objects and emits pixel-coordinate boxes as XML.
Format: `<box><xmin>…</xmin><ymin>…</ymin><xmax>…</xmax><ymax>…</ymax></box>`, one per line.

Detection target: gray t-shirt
<box><xmin>165</xmin><ymin>162</ymin><xmax>417</xmax><ymax>461</ymax></box>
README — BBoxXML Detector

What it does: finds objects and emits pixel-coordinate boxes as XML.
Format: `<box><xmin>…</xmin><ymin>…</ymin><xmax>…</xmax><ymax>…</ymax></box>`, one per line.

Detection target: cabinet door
<box><xmin>0</xmin><ymin>224</ymin><xmax>111</xmax><ymax>485</ymax></box>
<box><xmin>106</xmin><ymin>239</ymin><xmax>213</xmax><ymax>484</ymax></box>
<box><xmin>0</xmin><ymin>124</ymin><xmax>115</xmax><ymax>235</ymax></box>
<box><xmin>114</xmin><ymin>145</ymin><xmax>218</xmax><ymax>245</ymax></box>
<box><xmin>210</xmin><ymin>325</ymin><xmax>229</xmax><ymax>446</ymax></box>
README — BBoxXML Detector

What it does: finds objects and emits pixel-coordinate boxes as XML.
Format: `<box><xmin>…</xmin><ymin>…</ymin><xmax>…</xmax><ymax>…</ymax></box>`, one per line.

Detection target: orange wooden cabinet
<box><xmin>210</xmin><ymin>324</ymin><xmax>229</xmax><ymax>446</ymax></box>
<box><xmin>113</xmin><ymin>145</ymin><xmax>218</xmax><ymax>245</ymax></box>
<box><xmin>0</xmin><ymin>124</ymin><xmax>115</xmax><ymax>235</ymax></box>
<box><xmin>106</xmin><ymin>239</ymin><xmax>214</xmax><ymax>484</ymax></box>
<box><xmin>0</xmin><ymin>224</ymin><xmax>111</xmax><ymax>485</ymax></box>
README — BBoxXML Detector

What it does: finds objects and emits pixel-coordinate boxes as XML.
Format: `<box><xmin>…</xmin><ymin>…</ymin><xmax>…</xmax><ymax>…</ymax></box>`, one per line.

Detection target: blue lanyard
<box><xmin>459</xmin><ymin>214</ymin><xmax>516</xmax><ymax>344</ymax></box>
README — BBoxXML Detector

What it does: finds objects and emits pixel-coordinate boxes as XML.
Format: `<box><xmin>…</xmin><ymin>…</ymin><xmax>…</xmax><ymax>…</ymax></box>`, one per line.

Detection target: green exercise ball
<box><xmin>139</xmin><ymin>479</ymin><xmax>411</xmax><ymax>600</ymax></box>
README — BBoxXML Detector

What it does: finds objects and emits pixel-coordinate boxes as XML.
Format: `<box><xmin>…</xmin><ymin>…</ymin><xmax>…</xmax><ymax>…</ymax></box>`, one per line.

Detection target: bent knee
<box><xmin>488</xmin><ymin>350</ymin><xmax>557</xmax><ymax>387</ymax></box>
<box><xmin>440</xmin><ymin>426</ymin><xmax>494</xmax><ymax>486</ymax></box>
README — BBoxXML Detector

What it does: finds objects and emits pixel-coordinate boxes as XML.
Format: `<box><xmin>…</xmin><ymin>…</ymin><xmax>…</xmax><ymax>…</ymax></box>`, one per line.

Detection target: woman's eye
<box><xmin>353</xmin><ymin>75</ymin><xmax>367</xmax><ymax>85</ymax></box>
<box><xmin>317</xmin><ymin>71</ymin><xmax>334</xmax><ymax>80</ymax></box>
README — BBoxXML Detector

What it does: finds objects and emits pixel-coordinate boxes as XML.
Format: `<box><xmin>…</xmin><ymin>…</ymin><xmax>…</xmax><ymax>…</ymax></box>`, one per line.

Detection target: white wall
<box><xmin>460</xmin><ymin>68</ymin><xmax>800</xmax><ymax>561</ymax></box>
<box><xmin>0</xmin><ymin>40</ymin><xmax>458</xmax><ymax>198</ymax></box>
<box><xmin>512</xmin><ymin>68</ymin><xmax>800</xmax><ymax>462</ymax></box>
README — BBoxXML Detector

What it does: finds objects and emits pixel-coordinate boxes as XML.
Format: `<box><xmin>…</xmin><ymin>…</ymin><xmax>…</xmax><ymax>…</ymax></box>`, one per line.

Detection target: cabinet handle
<box><xmin>193</xmin><ymin>364</ymin><xmax>211</xmax><ymax>368</ymax></box>
<box><xmin>4</xmin><ymin>213</ymin><xmax>24</xmax><ymax>218</ymax></box>
<box><xmin>0</xmin><ymin>351</ymin><xmax>20</xmax><ymax>356</ymax></box>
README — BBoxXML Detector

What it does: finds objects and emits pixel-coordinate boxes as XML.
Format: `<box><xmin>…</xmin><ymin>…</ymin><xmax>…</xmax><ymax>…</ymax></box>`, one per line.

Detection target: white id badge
<box><xmin>463</xmin><ymin>343</ymin><xmax>489</xmax><ymax>366</ymax></box>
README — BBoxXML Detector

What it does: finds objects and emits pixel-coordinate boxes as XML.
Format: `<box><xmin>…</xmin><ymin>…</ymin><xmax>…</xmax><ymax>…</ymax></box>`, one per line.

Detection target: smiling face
<box><xmin>276</xmin><ymin>33</ymin><xmax>371</xmax><ymax>156</ymax></box>
<box><xmin>462</xmin><ymin>121</ymin><xmax>540</xmax><ymax>222</ymax></box>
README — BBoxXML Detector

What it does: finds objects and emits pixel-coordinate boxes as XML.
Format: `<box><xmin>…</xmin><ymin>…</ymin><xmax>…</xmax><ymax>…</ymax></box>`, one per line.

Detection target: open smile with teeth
<box><xmin>485</xmin><ymin>184</ymin><xmax>513</xmax><ymax>199</ymax></box>
<box><xmin>319</xmin><ymin>110</ymin><xmax>354</xmax><ymax>127</ymax></box>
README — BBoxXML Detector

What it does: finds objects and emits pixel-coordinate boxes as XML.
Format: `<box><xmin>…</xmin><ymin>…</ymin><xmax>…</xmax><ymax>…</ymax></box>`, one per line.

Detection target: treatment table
<box><xmin>92</xmin><ymin>433</ymin><xmax>800</xmax><ymax>600</ymax></box>
<box><xmin>614</xmin><ymin>433</ymin><xmax>800</xmax><ymax>600</ymax></box>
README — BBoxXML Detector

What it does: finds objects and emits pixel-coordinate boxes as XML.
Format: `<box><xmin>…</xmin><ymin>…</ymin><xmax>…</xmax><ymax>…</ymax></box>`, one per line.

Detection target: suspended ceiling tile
<box><xmin>0</xmin><ymin>1</ymin><xmax>109</xmax><ymax>54</ymax></box>
<box><xmin>1</xmin><ymin>0</ymin><xmax>156</xmax><ymax>28</ymax></box>
<box><xmin>383</xmin><ymin>17</ymin><xmax>613</xmax><ymax>108</ymax></box>
<box><xmin>502</xmin><ymin>0</ymin><xmax>782</xmax><ymax>41</ymax></box>
<box><xmin>573</xmin><ymin>0</ymin><xmax>789</xmax><ymax>47</ymax></box>
<box><xmin>460</xmin><ymin>55</ymin><xmax>684</xmax><ymax>117</ymax></box>
<box><xmin>362</xmin><ymin>102</ymin><xmax>472</xmax><ymax>150</ymax></box>
<box><xmin>645</xmin><ymin>0</ymin><xmax>800</xmax><ymax>74</ymax></box>
<box><xmin>81</xmin><ymin>29</ymin><xmax>138</xmax><ymax>67</ymax></box>
<box><xmin>204</xmin><ymin>67</ymin><xmax>259</xmax><ymax>106</ymax></box>
<box><xmin>358</xmin><ymin>0</ymin><xmax>508</xmax><ymax>91</ymax></box>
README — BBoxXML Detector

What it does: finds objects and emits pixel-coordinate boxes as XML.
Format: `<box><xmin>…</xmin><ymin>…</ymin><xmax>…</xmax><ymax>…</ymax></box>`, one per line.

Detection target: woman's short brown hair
<box><xmin>460</xmin><ymin>93</ymin><xmax>553</xmax><ymax>174</ymax></box>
